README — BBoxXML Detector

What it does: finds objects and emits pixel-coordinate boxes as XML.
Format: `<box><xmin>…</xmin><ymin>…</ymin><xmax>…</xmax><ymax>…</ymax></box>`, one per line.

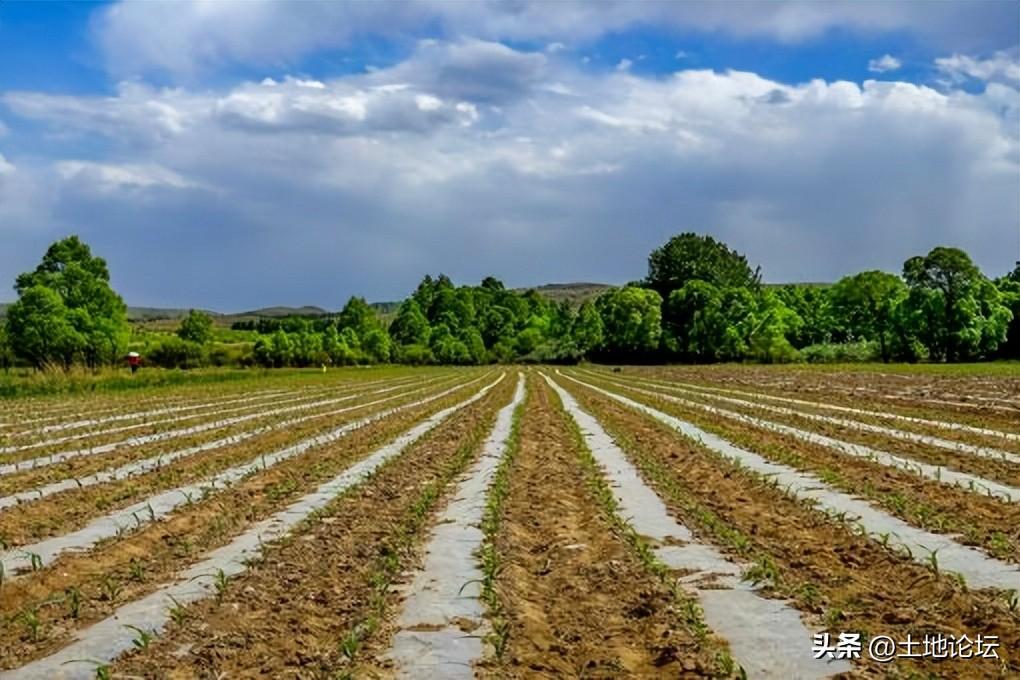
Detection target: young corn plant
<box><xmin>552</xmin><ymin>386</ymin><xmax>739</xmax><ymax>676</ymax></box>
<box><xmin>124</xmin><ymin>624</ymin><xmax>155</xmax><ymax>650</ymax></box>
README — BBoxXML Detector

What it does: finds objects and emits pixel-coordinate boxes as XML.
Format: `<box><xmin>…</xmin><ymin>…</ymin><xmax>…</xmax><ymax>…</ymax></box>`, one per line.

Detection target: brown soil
<box><xmin>485</xmin><ymin>375</ymin><xmax>725</xmax><ymax>678</ymax></box>
<box><xmin>0</xmin><ymin>380</ymin><xmax>457</xmax><ymax>547</ymax></box>
<box><xmin>593</xmin><ymin>373</ymin><xmax>1020</xmax><ymax>491</ymax></box>
<box><xmin>622</xmin><ymin>366</ymin><xmax>1020</xmax><ymax>432</ymax></box>
<box><xmin>108</xmin><ymin>373</ymin><xmax>513</xmax><ymax>678</ymax></box>
<box><xmin>577</xmin><ymin>374</ymin><xmax>1020</xmax><ymax>562</ymax></box>
<box><xmin>0</xmin><ymin>377</ymin><xmax>431</xmax><ymax>479</ymax></box>
<box><xmin>608</xmin><ymin>371</ymin><xmax>1020</xmax><ymax>456</ymax></box>
<box><xmin>557</xmin><ymin>375</ymin><xmax>1020</xmax><ymax>678</ymax></box>
<box><xmin>0</xmin><ymin>378</ymin><xmax>488</xmax><ymax>669</ymax></box>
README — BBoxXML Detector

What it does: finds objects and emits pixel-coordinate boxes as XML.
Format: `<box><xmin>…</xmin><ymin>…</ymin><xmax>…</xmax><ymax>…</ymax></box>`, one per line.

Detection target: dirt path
<box><xmin>486</xmin><ymin>374</ymin><xmax>726</xmax><ymax>678</ymax></box>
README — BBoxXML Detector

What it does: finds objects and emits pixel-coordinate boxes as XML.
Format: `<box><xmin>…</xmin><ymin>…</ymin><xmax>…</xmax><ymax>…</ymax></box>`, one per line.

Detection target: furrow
<box><xmin>0</xmin><ymin>376</ymin><xmax>439</xmax><ymax>475</ymax></box>
<box><xmin>0</xmin><ymin>374</ymin><xmax>483</xmax><ymax>575</ymax></box>
<box><xmin>560</xmin><ymin>372</ymin><xmax>1020</xmax><ymax>590</ymax></box>
<box><xmin>385</xmin><ymin>373</ymin><xmax>526</xmax><ymax>677</ymax></box>
<box><xmin>0</xmin><ymin>375</ymin><xmax>453</xmax><ymax>512</ymax></box>
<box><xmin>584</xmin><ymin>372</ymin><xmax>1020</xmax><ymax>502</ymax></box>
<box><xmin>547</xmin><ymin>373</ymin><xmax>845</xmax><ymax>679</ymax></box>
<box><xmin>0</xmin><ymin>373</ymin><xmax>505</xmax><ymax>680</ymax></box>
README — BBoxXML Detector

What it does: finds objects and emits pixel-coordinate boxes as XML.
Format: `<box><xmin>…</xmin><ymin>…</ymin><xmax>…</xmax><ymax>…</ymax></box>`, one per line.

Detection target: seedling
<box><xmin>66</xmin><ymin>586</ymin><xmax>83</xmax><ymax>619</ymax></box>
<box><xmin>124</xmin><ymin>624</ymin><xmax>155</xmax><ymax>649</ymax></box>
<box><xmin>166</xmin><ymin>594</ymin><xmax>189</xmax><ymax>625</ymax></box>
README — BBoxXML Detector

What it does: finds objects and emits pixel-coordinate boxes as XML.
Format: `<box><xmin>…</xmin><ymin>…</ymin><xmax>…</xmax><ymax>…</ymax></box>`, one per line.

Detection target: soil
<box><xmin>578</xmin><ymin>373</ymin><xmax>1020</xmax><ymax>562</ymax></box>
<box><xmin>484</xmin><ymin>374</ymin><xmax>726</xmax><ymax>678</ymax></box>
<box><xmin>0</xmin><ymin>381</ymin><xmax>458</xmax><ymax>546</ymax></box>
<box><xmin>107</xmin><ymin>373</ymin><xmax>513</xmax><ymax>678</ymax></box>
<box><xmin>0</xmin><ymin>378</ymin><xmax>485</xmax><ymax>669</ymax></box>
<box><xmin>558</xmin><ymin>375</ymin><xmax>1020</xmax><ymax>678</ymax></box>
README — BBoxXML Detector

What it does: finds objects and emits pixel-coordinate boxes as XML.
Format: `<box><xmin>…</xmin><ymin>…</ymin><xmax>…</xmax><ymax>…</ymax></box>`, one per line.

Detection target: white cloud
<box><xmin>675</xmin><ymin>50</ymin><xmax>689</xmax><ymax>59</ymax></box>
<box><xmin>546</xmin><ymin>42</ymin><xmax>566</xmax><ymax>53</ymax></box>
<box><xmin>868</xmin><ymin>54</ymin><xmax>902</xmax><ymax>73</ymax></box>
<box><xmin>615</xmin><ymin>58</ymin><xmax>633</xmax><ymax>72</ymax></box>
<box><xmin>92</xmin><ymin>1</ymin><xmax>1019</xmax><ymax>78</ymax></box>
<box><xmin>55</xmin><ymin>161</ymin><xmax>199</xmax><ymax>191</ymax></box>
<box><xmin>2</xmin><ymin>39</ymin><xmax>1017</xmax><ymax>308</ymax></box>
<box><xmin>936</xmin><ymin>49</ymin><xmax>1020</xmax><ymax>86</ymax></box>
<box><xmin>0</xmin><ymin>152</ymin><xmax>14</xmax><ymax>176</ymax></box>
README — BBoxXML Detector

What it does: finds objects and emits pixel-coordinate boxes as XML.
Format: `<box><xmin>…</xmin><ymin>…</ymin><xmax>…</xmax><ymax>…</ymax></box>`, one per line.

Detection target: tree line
<box><xmin>1</xmin><ymin>233</ymin><xmax>1016</xmax><ymax>371</ymax></box>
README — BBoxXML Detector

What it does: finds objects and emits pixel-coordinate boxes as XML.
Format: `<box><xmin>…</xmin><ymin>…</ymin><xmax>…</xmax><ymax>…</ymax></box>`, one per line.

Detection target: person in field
<box><xmin>127</xmin><ymin>352</ymin><xmax>141</xmax><ymax>374</ymax></box>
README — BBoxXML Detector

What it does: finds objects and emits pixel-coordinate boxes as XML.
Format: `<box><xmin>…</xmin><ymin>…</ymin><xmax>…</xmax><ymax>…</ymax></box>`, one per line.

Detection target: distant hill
<box><xmin>0</xmin><ymin>283</ymin><xmax>615</xmax><ymax>325</ymax></box>
<box><xmin>518</xmin><ymin>282</ymin><xmax>612</xmax><ymax>306</ymax></box>
<box><xmin>235</xmin><ymin>305</ymin><xmax>330</xmax><ymax>318</ymax></box>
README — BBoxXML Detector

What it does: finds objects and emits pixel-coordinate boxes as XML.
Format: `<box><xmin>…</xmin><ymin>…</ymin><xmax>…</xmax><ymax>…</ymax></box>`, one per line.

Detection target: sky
<box><xmin>0</xmin><ymin>1</ymin><xmax>1018</xmax><ymax>311</ymax></box>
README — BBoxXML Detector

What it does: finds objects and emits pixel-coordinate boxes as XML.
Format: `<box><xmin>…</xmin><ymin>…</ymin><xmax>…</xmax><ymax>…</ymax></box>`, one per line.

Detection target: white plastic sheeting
<box><xmin>0</xmin><ymin>376</ymin><xmax>452</xmax><ymax>512</ymax></box>
<box><xmin>546</xmin><ymin>374</ymin><xmax>849</xmax><ymax>679</ymax></box>
<box><xmin>0</xmin><ymin>376</ymin><xmax>444</xmax><ymax>476</ymax></box>
<box><xmin>560</xmin><ymin>373</ymin><xmax>1020</xmax><ymax>591</ymax></box>
<box><xmin>387</xmin><ymin>373</ymin><xmax>526</xmax><ymax>678</ymax></box>
<box><xmin>0</xmin><ymin>375</ymin><xmax>483</xmax><ymax>576</ymax></box>
<box><xmin>0</xmin><ymin>373</ymin><xmax>505</xmax><ymax>680</ymax></box>
<box><xmin>584</xmin><ymin>373</ymin><xmax>1020</xmax><ymax>501</ymax></box>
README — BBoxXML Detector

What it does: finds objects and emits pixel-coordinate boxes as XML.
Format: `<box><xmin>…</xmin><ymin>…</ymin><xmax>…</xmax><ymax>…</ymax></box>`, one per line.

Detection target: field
<box><xmin>0</xmin><ymin>365</ymin><xmax>1017</xmax><ymax>679</ymax></box>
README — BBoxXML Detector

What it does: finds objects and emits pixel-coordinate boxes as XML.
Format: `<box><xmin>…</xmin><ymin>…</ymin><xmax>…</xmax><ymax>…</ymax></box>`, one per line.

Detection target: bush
<box><xmin>148</xmin><ymin>336</ymin><xmax>207</xmax><ymax>369</ymax></box>
<box><xmin>394</xmin><ymin>343</ymin><xmax>433</xmax><ymax>365</ymax></box>
<box><xmin>799</xmin><ymin>340</ymin><xmax>880</xmax><ymax>363</ymax></box>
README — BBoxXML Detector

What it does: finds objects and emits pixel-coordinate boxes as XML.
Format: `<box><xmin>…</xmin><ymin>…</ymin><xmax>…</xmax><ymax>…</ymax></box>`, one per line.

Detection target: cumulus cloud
<box><xmin>92</xmin><ymin>1</ymin><xmax>1019</xmax><ymax>78</ymax></box>
<box><xmin>0</xmin><ymin>152</ymin><xmax>14</xmax><ymax>176</ymax></box>
<box><xmin>868</xmin><ymin>54</ymin><xmax>902</xmax><ymax>73</ymax></box>
<box><xmin>1</xmin><ymin>40</ymin><xmax>1017</xmax><ymax>308</ymax></box>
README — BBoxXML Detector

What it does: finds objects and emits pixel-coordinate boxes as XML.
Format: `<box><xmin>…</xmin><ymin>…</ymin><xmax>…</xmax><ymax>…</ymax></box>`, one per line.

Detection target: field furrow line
<box><xmin>6</xmin><ymin>386</ymin><xmax>297</xmax><ymax>436</ymax></box>
<box><xmin>1</xmin><ymin>385</ymin><xmax>295</xmax><ymax>432</ymax></box>
<box><xmin>597</xmin><ymin>370</ymin><xmax>1020</xmax><ymax>443</ymax></box>
<box><xmin>384</xmin><ymin>373</ymin><xmax>526</xmax><ymax>677</ymax></box>
<box><xmin>584</xmin><ymin>370</ymin><xmax>1020</xmax><ymax>464</ymax></box>
<box><xmin>0</xmin><ymin>376</ymin><xmax>442</xmax><ymax>476</ymax></box>
<box><xmin>0</xmin><ymin>378</ymin><xmax>417</xmax><ymax>453</ymax></box>
<box><xmin>0</xmin><ymin>373</ymin><xmax>506</xmax><ymax>680</ymax></box>
<box><xmin>583</xmin><ymin>372</ymin><xmax>1020</xmax><ymax>501</ymax></box>
<box><xmin>0</xmin><ymin>374</ymin><xmax>486</xmax><ymax>575</ymax></box>
<box><xmin>0</xmin><ymin>375</ymin><xmax>453</xmax><ymax>512</ymax></box>
<box><xmin>561</xmin><ymin>372</ymin><xmax>1020</xmax><ymax>590</ymax></box>
<box><xmin>547</xmin><ymin>373</ymin><xmax>846</xmax><ymax>678</ymax></box>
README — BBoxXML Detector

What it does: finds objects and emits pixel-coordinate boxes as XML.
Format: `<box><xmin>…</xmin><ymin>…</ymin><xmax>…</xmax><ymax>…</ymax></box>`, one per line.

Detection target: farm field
<box><xmin>0</xmin><ymin>365</ymin><xmax>1017</xmax><ymax>678</ymax></box>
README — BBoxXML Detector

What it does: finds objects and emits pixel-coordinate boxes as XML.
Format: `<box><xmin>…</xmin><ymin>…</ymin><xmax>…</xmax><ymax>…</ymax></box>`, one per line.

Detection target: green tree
<box><xmin>829</xmin><ymin>271</ymin><xmax>908</xmax><ymax>362</ymax></box>
<box><xmin>9</xmin><ymin>236</ymin><xmax>129</xmax><ymax>368</ymax></box>
<box><xmin>0</xmin><ymin>321</ymin><xmax>13</xmax><ymax>371</ymax></box>
<box><xmin>177</xmin><ymin>309</ymin><xmax>214</xmax><ymax>345</ymax></box>
<box><xmin>646</xmin><ymin>232</ymin><xmax>761</xmax><ymax>299</ymax></box>
<box><xmin>362</xmin><ymin>328</ymin><xmax>393</xmax><ymax>363</ymax></box>
<box><xmin>995</xmin><ymin>265</ymin><xmax>1020</xmax><ymax>359</ymax></box>
<box><xmin>664</xmin><ymin>281</ymin><xmax>728</xmax><ymax>362</ymax></box>
<box><xmin>571</xmin><ymin>301</ymin><xmax>604</xmax><ymax>355</ymax></box>
<box><xmin>338</xmin><ymin>297</ymin><xmax>380</xmax><ymax>336</ymax></box>
<box><xmin>595</xmin><ymin>286</ymin><xmax>662</xmax><ymax>356</ymax></box>
<box><xmin>902</xmin><ymin>247</ymin><xmax>1011</xmax><ymax>361</ymax></box>
<box><xmin>5</xmin><ymin>286</ymin><xmax>82</xmax><ymax>369</ymax></box>
<box><xmin>389</xmin><ymin>299</ymin><xmax>431</xmax><ymax>346</ymax></box>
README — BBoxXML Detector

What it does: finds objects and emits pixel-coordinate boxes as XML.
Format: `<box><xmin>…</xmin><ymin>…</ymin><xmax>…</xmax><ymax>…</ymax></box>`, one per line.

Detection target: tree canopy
<box><xmin>7</xmin><ymin>236</ymin><xmax>129</xmax><ymax>369</ymax></box>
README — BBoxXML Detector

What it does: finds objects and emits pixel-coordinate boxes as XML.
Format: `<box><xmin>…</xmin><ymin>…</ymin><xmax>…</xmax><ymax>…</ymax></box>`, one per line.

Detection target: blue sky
<box><xmin>0</xmin><ymin>1</ymin><xmax>1017</xmax><ymax>309</ymax></box>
